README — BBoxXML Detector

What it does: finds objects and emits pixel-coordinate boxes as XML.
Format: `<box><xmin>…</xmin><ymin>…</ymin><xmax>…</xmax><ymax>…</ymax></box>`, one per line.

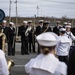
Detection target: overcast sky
<box><xmin>0</xmin><ymin>0</ymin><xmax>75</xmax><ymax>18</ymax></box>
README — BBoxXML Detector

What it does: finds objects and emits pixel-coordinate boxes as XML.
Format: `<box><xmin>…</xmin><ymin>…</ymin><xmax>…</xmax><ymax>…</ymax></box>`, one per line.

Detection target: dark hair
<box><xmin>40</xmin><ymin>46</ymin><xmax>56</xmax><ymax>55</ymax></box>
<box><xmin>67</xmin><ymin>46</ymin><xmax>75</xmax><ymax>75</ymax></box>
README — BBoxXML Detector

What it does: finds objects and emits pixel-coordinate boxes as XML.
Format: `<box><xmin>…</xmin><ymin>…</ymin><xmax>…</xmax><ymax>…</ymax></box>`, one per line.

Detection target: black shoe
<box><xmin>33</xmin><ymin>51</ymin><xmax>36</xmax><ymax>53</ymax></box>
<box><xmin>25</xmin><ymin>53</ymin><xmax>29</xmax><ymax>55</ymax></box>
<box><xmin>8</xmin><ymin>54</ymin><xmax>11</xmax><ymax>56</ymax></box>
<box><xmin>12</xmin><ymin>54</ymin><xmax>15</xmax><ymax>56</ymax></box>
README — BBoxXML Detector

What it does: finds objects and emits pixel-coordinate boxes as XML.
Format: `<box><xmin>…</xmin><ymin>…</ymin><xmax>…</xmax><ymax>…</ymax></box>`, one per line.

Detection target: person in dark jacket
<box><xmin>53</xmin><ymin>21</ymin><xmax>62</xmax><ymax>35</ymax></box>
<box><xmin>43</xmin><ymin>21</ymin><xmax>52</xmax><ymax>32</ymax></box>
<box><xmin>35</xmin><ymin>20</ymin><xmax>46</xmax><ymax>54</ymax></box>
<box><xmin>28</xmin><ymin>20</ymin><xmax>36</xmax><ymax>53</ymax></box>
<box><xmin>18</xmin><ymin>21</ymin><xmax>29</xmax><ymax>55</ymax></box>
<box><xmin>35</xmin><ymin>20</ymin><xmax>46</xmax><ymax>36</ymax></box>
<box><xmin>7</xmin><ymin>22</ymin><xmax>16</xmax><ymax>56</ymax></box>
<box><xmin>1</xmin><ymin>20</ymin><xmax>8</xmax><ymax>42</ymax></box>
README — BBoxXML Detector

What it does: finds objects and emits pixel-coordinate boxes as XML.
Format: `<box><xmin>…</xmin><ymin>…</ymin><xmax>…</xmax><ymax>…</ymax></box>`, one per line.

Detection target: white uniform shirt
<box><xmin>56</xmin><ymin>35</ymin><xmax>70</xmax><ymax>56</ymax></box>
<box><xmin>25</xmin><ymin>54</ymin><xmax>67</xmax><ymax>75</ymax></box>
<box><xmin>65</xmin><ymin>31</ymin><xmax>75</xmax><ymax>46</ymax></box>
<box><xmin>0</xmin><ymin>50</ymin><xmax>9</xmax><ymax>75</ymax></box>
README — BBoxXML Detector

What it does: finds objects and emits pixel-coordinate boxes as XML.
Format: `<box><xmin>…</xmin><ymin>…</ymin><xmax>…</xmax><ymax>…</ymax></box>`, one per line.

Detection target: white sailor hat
<box><xmin>9</xmin><ymin>22</ymin><xmax>13</xmax><ymax>25</ymax></box>
<box><xmin>12</xmin><ymin>22</ymin><xmax>14</xmax><ymax>25</ymax></box>
<box><xmin>56</xmin><ymin>21</ymin><xmax>60</xmax><ymax>23</ymax></box>
<box><xmin>45</xmin><ymin>21</ymin><xmax>50</xmax><ymax>24</ymax></box>
<box><xmin>59</xmin><ymin>28</ymin><xmax>66</xmax><ymax>32</ymax></box>
<box><xmin>64</xmin><ymin>22</ymin><xmax>68</xmax><ymax>25</ymax></box>
<box><xmin>2</xmin><ymin>20</ymin><xmax>7</xmax><ymax>23</ymax></box>
<box><xmin>36</xmin><ymin>32</ymin><xmax>58</xmax><ymax>46</ymax></box>
<box><xmin>23</xmin><ymin>21</ymin><xmax>28</xmax><ymax>24</ymax></box>
<box><xmin>65</xmin><ymin>25</ymin><xmax>71</xmax><ymax>28</ymax></box>
<box><xmin>39</xmin><ymin>20</ymin><xmax>44</xmax><ymax>23</ymax></box>
<box><xmin>28</xmin><ymin>20</ymin><xmax>32</xmax><ymax>23</ymax></box>
<box><xmin>68</xmin><ymin>23</ymin><xmax>71</xmax><ymax>25</ymax></box>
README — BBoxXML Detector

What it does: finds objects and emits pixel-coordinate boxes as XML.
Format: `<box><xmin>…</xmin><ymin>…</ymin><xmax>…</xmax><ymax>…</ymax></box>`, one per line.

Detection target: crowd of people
<box><xmin>0</xmin><ymin>19</ymin><xmax>75</xmax><ymax>56</ymax></box>
<box><xmin>0</xmin><ymin>19</ymin><xmax>75</xmax><ymax>75</ymax></box>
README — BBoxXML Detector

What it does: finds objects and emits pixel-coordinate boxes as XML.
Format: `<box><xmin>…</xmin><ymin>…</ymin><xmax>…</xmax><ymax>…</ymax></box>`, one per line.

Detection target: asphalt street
<box><xmin>6</xmin><ymin>43</ymin><xmax>37</xmax><ymax>75</ymax></box>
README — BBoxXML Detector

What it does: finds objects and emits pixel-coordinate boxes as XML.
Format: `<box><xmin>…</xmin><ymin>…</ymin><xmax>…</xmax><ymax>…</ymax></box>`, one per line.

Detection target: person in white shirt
<box><xmin>25</xmin><ymin>32</ymin><xmax>67</xmax><ymax>75</ymax></box>
<box><xmin>0</xmin><ymin>50</ymin><xmax>9</xmax><ymax>75</ymax></box>
<box><xmin>65</xmin><ymin>24</ymin><xmax>75</xmax><ymax>46</ymax></box>
<box><xmin>56</xmin><ymin>28</ymin><xmax>70</xmax><ymax>65</ymax></box>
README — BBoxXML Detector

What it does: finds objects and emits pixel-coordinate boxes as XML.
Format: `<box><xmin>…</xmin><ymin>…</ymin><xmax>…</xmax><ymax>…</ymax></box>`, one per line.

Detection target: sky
<box><xmin>0</xmin><ymin>0</ymin><xmax>75</xmax><ymax>18</ymax></box>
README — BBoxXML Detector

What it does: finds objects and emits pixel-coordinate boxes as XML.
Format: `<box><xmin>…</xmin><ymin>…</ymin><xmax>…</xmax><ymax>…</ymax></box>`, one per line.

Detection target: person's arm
<box><xmin>71</xmin><ymin>32</ymin><xmax>75</xmax><ymax>40</ymax></box>
<box><xmin>0</xmin><ymin>51</ymin><xmax>9</xmax><ymax>75</ymax></box>
<box><xmin>56</xmin><ymin>38</ymin><xmax>60</xmax><ymax>53</ymax></box>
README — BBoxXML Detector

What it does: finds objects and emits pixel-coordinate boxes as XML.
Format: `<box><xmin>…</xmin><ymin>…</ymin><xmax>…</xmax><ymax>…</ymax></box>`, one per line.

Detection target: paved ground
<box><xmin>6</xmin><ymin>43</ymin><xmax>37</xmax><ymax>75</ymax></box>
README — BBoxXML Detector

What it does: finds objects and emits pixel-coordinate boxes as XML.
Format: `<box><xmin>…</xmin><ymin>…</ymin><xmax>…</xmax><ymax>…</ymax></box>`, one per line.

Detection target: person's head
<box><xmin>65</xmin><ymin>25</ymin><xmax>71</xmax><ymax>32</ymax></box>
<box><xmin>39</xmin><ymin>20</ymin><xmax>44</xmax><ymax>26</ymax></box>
<box><xmin>2</xmin><ymin>20</ymin><xmax>7</xmax><ymax>27</ymax></box>
<box><xmin>56</xmin><ymin>21</ymin><xmax>60</xmax><ymax>26</ymax></box>
<box><xmin>9</xmin><ymin>22</ymin><xmax>14</xmax><ymax>27</ymax></box>
<box><xmin>59</xmin><ymin>28</ymin><xmax>66</xmax><ymax>35</ymax></box>
<box><xmin>36</xmin><ymin>32</ymin><xmax>58</xmax><ymax>55</ymax></box>
<box><xmin>23</xmin><ymin>21</ymin><xmax>28</xmax><ymax>26</ymax></box>
<box><xmin>27</xmin><ymin>20</ymin><xmax>32</xmax><ymax>27</ymax></box>
<box><xmin>44</xmin><ymin>21</ymin><xmax>50</xmax><ymax>27</ymax></box>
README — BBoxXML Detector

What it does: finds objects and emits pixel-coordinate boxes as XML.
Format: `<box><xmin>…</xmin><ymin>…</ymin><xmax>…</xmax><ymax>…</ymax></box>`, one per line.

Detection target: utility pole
<box><xmin>41</xmin><ymin>5</ymin><xmax>42</xmax><ymax>17</ymax></box>
<box><xmin>36</xmin><ymin>6</ymin><xmax>39</xmax><ymax>17</ymax></box>
<box><xmin>9</xmin><ymin>0</ymin><xmax>12</xmax><ymax>23</ymax></box>
<box><xmin>15</xmin><ymin>0</ymin><xmax>18</xmax><ymax>36</ymax></box>
<box><xmin>15</xmin><ymin>0</ymin><xmax>18</xmax><ymax>26</ymax></box>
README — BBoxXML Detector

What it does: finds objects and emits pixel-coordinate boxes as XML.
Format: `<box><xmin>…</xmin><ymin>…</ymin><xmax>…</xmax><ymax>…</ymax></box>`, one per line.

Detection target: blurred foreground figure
<box><xmin>0</xmin><ymin>50</ymin><xmax>9</xmax><ymax>75</ymax></box>
<box><xmin>67</xmin><ymin>46</ymin><xmax>75</xmax><ymax>75</ymax></box>
<box><xmin>25</xmin><ymin>32</ymin><xmax>67</xmax><ymax>75</ymax></box>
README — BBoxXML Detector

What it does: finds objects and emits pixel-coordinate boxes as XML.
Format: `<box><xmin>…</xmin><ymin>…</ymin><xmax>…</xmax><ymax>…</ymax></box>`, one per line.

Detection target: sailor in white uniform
<box><xmin>25</xmin><ymin>32</ymin><xmax>67</xmax><ymax>75</ymax></box>
<box><xmin>65</xmin><ymin>24</ymin><xmax>75</xmax><ymax>46</ymax></box>
<box><xmin>56</xmin><ymin>28</ymin><xmax>70</xmax><ymax>65</ymax></box>
<box><xmin>0</xmin><ymin>50</ymin><xmax>9</xmax><ymax>75</ymax></box>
